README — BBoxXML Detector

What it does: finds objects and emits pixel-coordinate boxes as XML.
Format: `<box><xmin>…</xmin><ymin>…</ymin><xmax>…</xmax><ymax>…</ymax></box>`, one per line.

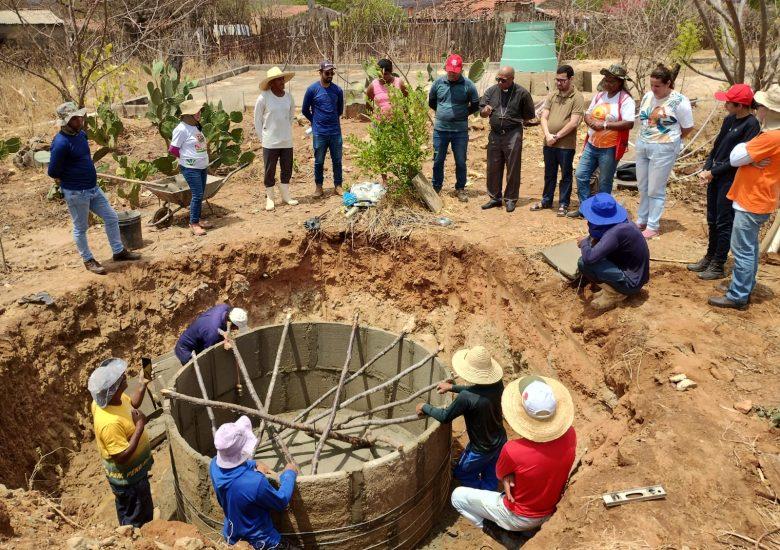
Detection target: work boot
<box><xmin>566</xmin><ymin>210</ymin><xmax>584</xmax><ymax>219</ymax></box>
<box><xmin>265</xmin><ymin>186</ymin><xmax>276</xmax><ymax>211</ymax></box>
<box><xmin>505</xmin><ymin>200</ymin><xmax>516</xmax><ymax>213</ymax></box>
<box><xmin>590</xmin><ymin>285</ymin><xmax>627</xmax><ymax>313</ymax></box>
<box><xmin>334</xmin><ymin>186</ymin><xmax>344</xmax><ymax>196</ymax></box>
<box><xmin>457</xmin><ymin>190</ymin><xmax>469</xmax><ymax>203</ymax></box>
<box><xmin>313</xmin><ymin>186</ymin><xmax>324</xmax><ymax>198</ymax></box>
<box><xmin>112</xmin><ymin>248</ymin><xmax>141</xmax><ymax>261</ymax></box>
<box><xmin>279</xmin><ymin>183</ymin><xmax>299</xmax><ymax>206</ymax></box>
<box><xmin>708</xmin><ymin>295</ymin><xmax>747</xmax><ymax>310</ymax></box>
<box><xmin>481</xmin><ymin>198</ymin><xmax>502</xmax><ymax>210</ymax></box>
<box><xmin>698</xmin><ymin>263</ymin><xmax>726</xmax><ymax>280</ymax></box>
<box><xmin>686</xmin><ymin>255</ymin><xmax>712</xmax><ymax>272</ymax></box>
<box><xmin>84</xmin><ymin>258</ymin><xmax>107</xmax><ymax>275</ymax></box>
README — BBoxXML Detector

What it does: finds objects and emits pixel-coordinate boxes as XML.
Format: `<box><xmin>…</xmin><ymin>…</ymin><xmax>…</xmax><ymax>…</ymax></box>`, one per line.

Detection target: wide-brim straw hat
<box><xmin>180</xmin><ymin>100</ymin><xmax>205</xmax><ymax>117</ymax></box>
<box><xmin>502</xmin><ymin>375</ymin><xmax>574</xmax><ymax>443</ymax></box>
<box><xmin>260</xmin><ymin>66</ymin><xmax>295</xmax><ymax>91</ymax></box>
<box><xmin>451</xmin><ymin>346</ymin><xmax>503</xmax><ymax>385</ymax></box>
<box><xmin>755</xmin><ymin>84</ymin><xmax>780</xmax><ymax>130</ymax></box>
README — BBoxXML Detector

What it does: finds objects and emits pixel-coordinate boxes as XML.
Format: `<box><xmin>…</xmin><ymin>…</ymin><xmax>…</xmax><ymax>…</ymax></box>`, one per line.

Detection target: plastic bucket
<box><xmin>117</xmin><ymin>210</ymin><xmax>143</xmax><ymax>250</ymax></box>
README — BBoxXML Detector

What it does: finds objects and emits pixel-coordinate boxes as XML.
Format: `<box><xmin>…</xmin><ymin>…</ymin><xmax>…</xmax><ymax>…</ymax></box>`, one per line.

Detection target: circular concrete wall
<box><xmin>164</xmin><ymin>322</ymin><xmax>452</xmax><ymax>549</ymax></box>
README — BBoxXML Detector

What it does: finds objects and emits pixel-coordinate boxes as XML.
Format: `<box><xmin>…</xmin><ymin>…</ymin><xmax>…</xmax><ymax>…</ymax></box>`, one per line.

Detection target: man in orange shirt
<box><xmin>709</xmin><ymin>84</ymin><xmax>780</xmax><ymax>309</ymax></box>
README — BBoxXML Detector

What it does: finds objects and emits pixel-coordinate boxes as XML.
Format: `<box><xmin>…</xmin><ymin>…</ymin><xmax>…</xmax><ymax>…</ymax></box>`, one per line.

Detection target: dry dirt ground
<box><xmin>0</xmin><ymin>89</ymin><xmax>779</xmax><ymax>550</ymax></box>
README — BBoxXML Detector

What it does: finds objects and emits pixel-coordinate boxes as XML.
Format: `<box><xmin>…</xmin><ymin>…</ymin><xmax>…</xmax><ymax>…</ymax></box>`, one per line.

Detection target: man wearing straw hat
<box><xmin>254</xmin><ymin>66</ymin><xmax>299</xmax><ymax>212</ymax></box>
<box><xmin>451</xmin><ymin>375</ymin><xmax>576</xmax><ymax>536</ymax></box>
<box><xmin>88</xmin><ymin>358</ymin><xmax>154</xmax><ymax>527</ymax></box>
<box><xmin>709</xmin><ymin>83</ymin><xmax>780</xmax><ymax>310</ymax></box>
<box><xmin>416</xmin><ymin>346</ymin><xmax>506</xmax><ymax>490</ymax></box>
<box><xmin>210</xmin><ymin>416</ymin><xmax>299</xmax><ymax>549</ymax></box>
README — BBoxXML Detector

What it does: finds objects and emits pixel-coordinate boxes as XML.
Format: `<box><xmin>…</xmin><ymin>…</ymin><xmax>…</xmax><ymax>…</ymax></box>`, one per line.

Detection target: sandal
<box><xmin>190</xmin><ymin>224</ymin><xmax>207</xmax><ymax>236</ymax></box>
<box><xmin>557</xmin><ymin>206</ymin><xmax>568</xmax><ymax>217</ymax></box>
<box><xmin>529</xmin><ymin>202</ymin><xmax>550</xmax><ymax>211</ymax></box>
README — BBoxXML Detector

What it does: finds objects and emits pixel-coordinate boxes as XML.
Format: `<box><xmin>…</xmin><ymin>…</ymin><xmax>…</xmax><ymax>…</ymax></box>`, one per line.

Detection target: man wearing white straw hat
<box><xmin>709</xmin><ymin>83</ymin><xmax>780</xmax><ymax>310</ymax></box>
<box><xmin>210</xmin><ymin>416</ymin><xmax>299</xmax><ymax>549</ymax></box>
<box><xmin>254</xmin><ymin>66</ymin><xmax>299</xmax><ymax>211</ymax></box>
<box><xmin>451</xmin><ymin>375</ymin><xmax>576</xmax><ymax>537</ymax></box>
<box><xmin>416</xmin><ymin>346</ymin><xmax>506</xmax><ymax>490</ymax></box>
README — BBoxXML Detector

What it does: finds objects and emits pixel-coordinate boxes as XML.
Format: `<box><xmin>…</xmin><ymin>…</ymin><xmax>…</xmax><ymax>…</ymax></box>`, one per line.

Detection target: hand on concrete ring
<box><xmin>223</xmin><ymin>339</ymin><xmax>233</xmax><ymax>351</ymax></box>
<box><xmin>415</xmin><ymin>403</ymin><xmax>426</xmax><ymax>417</ymax></box>
<box><xmin>256</xmin><ymin>461</ymin><xmax>271</xmax><ymax>475</ymax></box>
<box><xmin>284</xmin><ymin>462</ymin><xmax>299</xmax><ymax>474</ymax></box>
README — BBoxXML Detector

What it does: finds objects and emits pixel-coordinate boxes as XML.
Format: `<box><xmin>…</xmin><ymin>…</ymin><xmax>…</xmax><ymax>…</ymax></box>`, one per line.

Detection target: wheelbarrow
<box><xmin>100</xmin><ymin>162</ymin><xmax>249</xmax><ymax>228</ymax></box>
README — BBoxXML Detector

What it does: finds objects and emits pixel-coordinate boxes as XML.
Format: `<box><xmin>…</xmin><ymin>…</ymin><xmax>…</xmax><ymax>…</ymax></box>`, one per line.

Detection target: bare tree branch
<box><xmin>680</xmin><ymin>59</ymin><xmax>730</xmax><ymax>83</ymax></box>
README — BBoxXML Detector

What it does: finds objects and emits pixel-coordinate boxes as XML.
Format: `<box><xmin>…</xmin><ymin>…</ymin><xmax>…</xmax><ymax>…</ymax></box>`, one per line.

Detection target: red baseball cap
<box><xmin>445</xmin><ymin>54</ymin><xmax>463</xmax><ymax>74</ymax></box>
<box><xmin>714</xmin><ymin>83</ymin><xmax>754</xmax><ymax>105</ymax></box>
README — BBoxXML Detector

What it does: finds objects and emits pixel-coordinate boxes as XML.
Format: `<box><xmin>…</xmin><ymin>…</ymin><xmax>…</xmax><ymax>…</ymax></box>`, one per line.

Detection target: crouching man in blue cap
<box><xmin>577</xmin><ymin>193</ymin><xmax>650</xmax><ymax>311</ymax></box>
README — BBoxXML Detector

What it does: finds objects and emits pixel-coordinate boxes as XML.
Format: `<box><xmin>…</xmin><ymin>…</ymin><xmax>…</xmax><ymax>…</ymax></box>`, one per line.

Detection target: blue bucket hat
<box><xmin>580</xmin><ymin>193</ymin><xmax>628</xmax><ymax>225</ymax></box>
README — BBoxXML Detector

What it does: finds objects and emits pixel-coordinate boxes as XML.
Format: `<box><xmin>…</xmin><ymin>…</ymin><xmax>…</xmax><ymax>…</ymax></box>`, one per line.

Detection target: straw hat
<box><xmin>502</xmin><ymin>375</ymin><xmax>574</xmax><ymax>443</ymax></box>
<box><xmin>214</xmin><ymin>415</ymin><xmax>258</xmax><ymax>469</ymax></box>
<box><xmin>755</xmin><ymin>84</ymin><xmax>780</xmax><ymax>131</ymax></box>
<box><xmin>260</xmin><ymin>66</ymin><xmax>295</xmax><ymax>91</ymax></box>
<box><xmin>179</xmin><ymin>100</ymin><xmax>204</xmax><ymax>117</ymax></box>
<box><xmin>451</xmin><ymin>346</ymin><xmax>503</xmax><ymax>385</ymax></box>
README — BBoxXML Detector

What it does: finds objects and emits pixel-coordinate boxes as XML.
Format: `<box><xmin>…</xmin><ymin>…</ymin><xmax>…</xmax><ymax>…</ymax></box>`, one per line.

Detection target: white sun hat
<box><xmin>214</xmin><ymin>415</ymin><xmax>258</xmax><ymax>469</ymax></box>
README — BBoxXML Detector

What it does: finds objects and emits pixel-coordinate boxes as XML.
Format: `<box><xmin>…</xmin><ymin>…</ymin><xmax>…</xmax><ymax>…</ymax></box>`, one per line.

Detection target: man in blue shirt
<box><xmin>175</xmin><ymin>304</ymin><xmax>249</xmax><ymax>364</ymax></box>
<box><xmin>302</xmin><ymin>60</ymin><xmax>344</xmax><ymax>199</ymax></box>
<box><xmin>210</xmin><ymin>416</ymin><xmax>299</xmax><ymax>550</ymax></box>
<box><xmin>428</xmin><ymin>54</ymin><xmax>480</xmax><ymax>202</ymax></box>
<box><xmin>48</xmin><ymin>102</ymin><xmax>140</xmax><ymax>274</ymax></box>
<box><xmin>577</xmin><ymin>193</ymin><xmax>650</xmax><ymax>312</ymax></box>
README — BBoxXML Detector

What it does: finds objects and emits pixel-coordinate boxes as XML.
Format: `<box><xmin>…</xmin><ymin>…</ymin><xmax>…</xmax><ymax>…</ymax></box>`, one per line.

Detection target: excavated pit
<box><xmin>167</xmin><ymin>322</ymin><xmax>452</xmax><ymax>549</ymax></box>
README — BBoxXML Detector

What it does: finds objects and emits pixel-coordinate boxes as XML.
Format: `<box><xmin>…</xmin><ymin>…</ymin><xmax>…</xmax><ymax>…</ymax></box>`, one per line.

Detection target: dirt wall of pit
<box><xmin>166</xmin><ymin>322</ymin><xmax>452</xmax><ymax>549</ymax></box>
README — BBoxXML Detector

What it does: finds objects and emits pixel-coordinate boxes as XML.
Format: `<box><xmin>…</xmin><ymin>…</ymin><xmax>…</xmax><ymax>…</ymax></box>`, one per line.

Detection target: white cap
<box><xmin>228</xmin><ymin>307</ymin><xmax>248</xmax><ymax>330</ymax></box>
<box><xmin>521</xmin><ymin>380</ymin><xmax>558</xmax><ymax>420</ymax></box>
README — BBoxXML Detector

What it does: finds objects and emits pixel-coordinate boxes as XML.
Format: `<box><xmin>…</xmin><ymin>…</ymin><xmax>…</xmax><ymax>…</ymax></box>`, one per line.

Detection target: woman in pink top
<box><xmin>366</xmin><ymin>59</ymin><xmax>407</xmax><ymax>115</ymax></box>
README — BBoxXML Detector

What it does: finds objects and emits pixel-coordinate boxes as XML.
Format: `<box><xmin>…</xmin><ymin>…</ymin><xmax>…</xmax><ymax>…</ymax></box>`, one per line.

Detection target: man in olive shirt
<box><xmin>480</xmin><ymin>66</ymin><xmax>536</xmax><ymax>213</ymax></box>
<box><xmin>532</xmin><ymin>65</ymin><xmax>584</xmax><ymax>216</ymax></box>
<box><xmin>416</xmin><ymin>346</ymin><xmax>506</xmax><ymax>490</ymax></box>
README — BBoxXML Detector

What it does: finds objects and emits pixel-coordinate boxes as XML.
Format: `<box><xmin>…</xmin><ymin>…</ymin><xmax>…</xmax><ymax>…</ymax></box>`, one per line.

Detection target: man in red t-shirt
<box><xmin>451</xmin><ymin>375</ymin><xmax>576</xmax><ymax>534</ymax></box>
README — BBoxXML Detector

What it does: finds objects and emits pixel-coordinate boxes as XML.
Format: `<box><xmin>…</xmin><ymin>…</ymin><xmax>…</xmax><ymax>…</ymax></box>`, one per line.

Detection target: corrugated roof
<box><xmin>0</xmin><ymin>9</ymin><xmax>64</xmax><ymax>26</ymax></box>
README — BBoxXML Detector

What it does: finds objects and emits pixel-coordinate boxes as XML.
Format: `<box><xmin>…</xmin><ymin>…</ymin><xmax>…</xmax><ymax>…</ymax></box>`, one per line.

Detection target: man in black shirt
<box><xmin>479</xmin><ymin>66</ymin><xmax>536</xmax><ymax>212</ymax></box>
<box><xmin>416</xmin><ymin>346</ymin><xmax>506</xmax><ymax>490</ymax></box>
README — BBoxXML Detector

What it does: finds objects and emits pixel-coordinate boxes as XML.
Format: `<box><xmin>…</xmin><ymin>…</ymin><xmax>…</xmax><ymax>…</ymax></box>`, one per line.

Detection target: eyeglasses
<box><xmin>495</xmin><ymin>77</ymin><xmax>510</xmax><ymax>83</ymax></box>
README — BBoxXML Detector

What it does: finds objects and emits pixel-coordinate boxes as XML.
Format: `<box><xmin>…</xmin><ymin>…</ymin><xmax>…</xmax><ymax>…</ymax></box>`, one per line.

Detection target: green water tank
<box><xmin>499</xmin><ymin>21</ymin><xmax>558</xmax><ymax>73</ymax></box>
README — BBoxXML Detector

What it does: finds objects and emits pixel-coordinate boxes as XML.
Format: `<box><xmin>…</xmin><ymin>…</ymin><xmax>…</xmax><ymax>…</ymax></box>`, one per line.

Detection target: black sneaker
<box><xmin>686</xmin><ymin>256</ymin><xmax>712</xmax><ymax>272</ymax></box>
<box><xmin>505</xmin><ymin>200</ymin><xmax>516</xmax><ymax>213</ymax></box>
<box><xmin>84</xmin><ymin>259</ymin><xmax>107</xmax><ymax>275</ymax></box>
<box><xmin>113</xmin><ymin>248</ymin><xmax>141</xmax><ymax>261</ymax></box>
<box><xmin>481</xmin><ymin>198</ymin><xmax>502</xmax><ymax>210</ymax></box>
<box><xmin>698</xmin><ymin>264</ymin><xmax>726</xmax><ymax>280</ymax></box>
<box><xmin>566</xmin><ymin>210</ymin><xmax>584</xmax><ymax>219</ymax></box>
<box><xmin>708</xmin><ymin>295</ymin><xmax>748</xmax><ymax>310</ymax></box>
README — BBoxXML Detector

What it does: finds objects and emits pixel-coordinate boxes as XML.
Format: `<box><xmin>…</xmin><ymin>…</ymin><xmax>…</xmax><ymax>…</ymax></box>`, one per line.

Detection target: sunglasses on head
<box><xmin>495</xmin><ymin>77</ymin><xmax>510</xmax><ymax>83</ymax></box>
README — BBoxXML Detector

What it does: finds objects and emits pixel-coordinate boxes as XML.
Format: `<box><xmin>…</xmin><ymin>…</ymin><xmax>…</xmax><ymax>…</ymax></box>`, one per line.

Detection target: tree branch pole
<box><xmin>259</xmin><ymin>312</ymin><xmax>292</xmax><ymax>443</ymax></box>
<box><xmin>335</xmin><ymin>379</ymin><xmax>449</xmax><ymax>428</ymax></box>
<box><xmin>311</xmin><ymin>312</ymin><xmax>360</xmax><ymax>475</ymax></box>
<box><xmin>191</xmin><ymin>352</ymin><xmax>217</xmax><ymax>436</ymax></box>
<box><xmin>217</xmin><ymin>337</ymin><xmax>297</xmax><ymax>467</ymax></box>
<box><xmin>339</xmin><ymin>414</ymin><xmax>423</xmax><ymax>430</ymax></box>
<box><xmin>161</xmin><ymin>389</ymin><xmax>374</xmax><ymax>449</ymax></box>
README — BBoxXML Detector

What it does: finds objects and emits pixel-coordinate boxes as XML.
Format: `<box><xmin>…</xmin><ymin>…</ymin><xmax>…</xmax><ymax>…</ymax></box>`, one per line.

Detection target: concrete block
<box><xmin>541</xmin><ymin>239</ymin><xmax>582</xmax><ymax>280</ymax></box>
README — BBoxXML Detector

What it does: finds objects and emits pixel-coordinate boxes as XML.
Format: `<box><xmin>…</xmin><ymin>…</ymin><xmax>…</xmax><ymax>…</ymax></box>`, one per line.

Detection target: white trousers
<box><xmin>450</xmin><ymin>486</ymin><xmax>549</xmax><ymax>531</ymax></box>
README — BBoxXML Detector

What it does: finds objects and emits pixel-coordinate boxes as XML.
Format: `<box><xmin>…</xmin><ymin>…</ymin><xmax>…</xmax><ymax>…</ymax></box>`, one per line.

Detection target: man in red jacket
<box><xmin>451</xmin><ymin>375</ymin><xmax>576</xmax><ymax>536</ymax></box>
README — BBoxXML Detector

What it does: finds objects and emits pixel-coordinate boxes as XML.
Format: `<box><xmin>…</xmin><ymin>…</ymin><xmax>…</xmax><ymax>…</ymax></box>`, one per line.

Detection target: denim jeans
<box><xmin>577</xmin><ymin>256</ymin><xmax>641</xmax><ymax>296</ymax></box>
<box><xmin>454</xmin><ymin>439</ymin><xmax>505</xmax><ymax>491</ymax></box>
<box><xmin>313</xmin><ymin>134</ymin><xmax>343</xmax><ymax>187</ymax></box>
<box><xmin>706</xmin><ymin>178</ymin><xmax>735</xmax><ymax>265</ymax></box>
<box><xmin>62</xmin><ymin>186</ymin><xmax>123</xmax><ymax>262</ymax></box>
<box><xmin>180</xmin><ymin>166</ymin><xmax>208</xmax><ymax>224</ymax></box>
<box><xmin>575</xmin><ymin>142</ymin><xmax>617</xmax><ymax>210</ymax></box>
<box><xmin>635</xmin><ymin>140</ymin><xmax>681</xmax><ymax>231</ymax></box>
<box><xmin>727</xmin><ymin>209</ymin><xmax>770</xmax><ymax>304</ymax></box>
<box><xmin>110</xmin><ymin>476</ymin><xmax>154</xmax><ymax>528</ymax></box>
<box><xmin>542</xmin><ymin>146</ymin><xmax>576</xmax><ymax>208</ymax></box>
<box><xmin>432</xmin><ymin>129</ymin><xmax>469</xmax><ymax>191</ymax></box>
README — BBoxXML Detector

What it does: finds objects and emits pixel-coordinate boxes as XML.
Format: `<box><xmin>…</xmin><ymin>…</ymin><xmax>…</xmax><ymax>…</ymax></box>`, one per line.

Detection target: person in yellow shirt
<box><xmin>88</xmin><ymin>358</ymin><xmax>154</xmax><ymax>527</ymax></box>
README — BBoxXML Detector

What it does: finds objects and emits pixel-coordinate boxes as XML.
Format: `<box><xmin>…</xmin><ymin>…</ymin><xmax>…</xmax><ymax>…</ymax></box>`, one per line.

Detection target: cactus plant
<box><xmin>87</xmin><ymin>102</ymin><xmax>124</xmax><ymax>161</ymax></box>
<box><xmin>199</xmin><ymin>101</ymin><xmax>255</xmax><ymax>170</ymax></box>
<box><xmin>144</xmin><ymin>61</ymin><xmax>198</xmax><ymax>146</ymax></box>
<box><xmin>0</xmin><ymin>137</ymin><xmax>21</xmax><ymax>162</ymax></box>
<box><xmin>112</xmin><ymin>154</ymin><xmax>158</xmax><ymax>208</ymax></box>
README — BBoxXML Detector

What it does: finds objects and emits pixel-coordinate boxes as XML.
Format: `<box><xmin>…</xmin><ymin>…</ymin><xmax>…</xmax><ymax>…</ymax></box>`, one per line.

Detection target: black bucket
<box><xmin>117</xmin><ymin>210</ymin><xmax>143</xmax><ymax>250</ymax></box>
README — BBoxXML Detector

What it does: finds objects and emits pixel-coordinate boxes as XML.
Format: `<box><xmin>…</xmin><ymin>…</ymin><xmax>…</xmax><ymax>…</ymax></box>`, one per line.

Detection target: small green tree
<box><xmin>672</xmin><ymin>19</ymin><xmax>703</xmax><ymax>64</ymax></box>
<box><xmin>348</xmin><ymin>87</ymin><xmax>429</xmax><ymax>199</ymax></box>
<box><xmin>144</xmin><ymin>61</ymin><xmax>199</xmax><ymax>146</ymax></box>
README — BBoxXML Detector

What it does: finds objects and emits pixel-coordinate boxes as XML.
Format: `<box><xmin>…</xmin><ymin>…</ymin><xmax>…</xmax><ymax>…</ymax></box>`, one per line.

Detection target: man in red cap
<box><xmin>688</xmin><ymin>84</ymin><xmax>760</xmax><ymax>281</ymax></box>
<box><xmin>428</xmin><ymin>54</ymin><xmax>480</xmax><ymax>202</ymax></box>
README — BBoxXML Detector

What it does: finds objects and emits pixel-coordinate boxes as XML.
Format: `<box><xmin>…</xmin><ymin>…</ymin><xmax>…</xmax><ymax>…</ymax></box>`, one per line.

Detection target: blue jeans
<box><xmin>313</xmin><ymin>134</ymin><xmax>343</xmax><ymax>187</ymax></box>
<box><xmin>578</xmin><ymin>256</ymin><xmax>640</xmax><ymax>296</ymax></box>
<box><xmin>454</xmin><ymin>441</ymin><xmax>505</xmax><ymax>491</ymax></box>
<box><xmin>180</xmin><ymin>166</ymin><xmax>208</xmax><ymax>224</ymax></box>
<box><xmin>635</xmin><ymin>140</ymin><xmax>681</xmax><ymax>231</ymax></box>
<box><xmin>727</xmin><ymin>209</ymin><xmax>770</xmax><ymax>305</ymax></box>
<box><xmin>432</xmin><ymin>129</ymin><xmax>469</xmax><ymax>191</ymax></box>
<box><xmin>575</xmin><ymin>142</ymin><xmax>617</xmax><ymax>210</ymax></box>
<box><xmin>110</xmin><ymin>476</ymin><xmax>154</xmax><ymax>528</ymax></box>
<box><xmin>62</xmin><ymin>186</ymin><xmax>123</xmax><ymax>262</ymax></box>
<box><xmin>542</xmin><ymin>146</ymin><xmax>575</xmax><ymax>208</ymax></box>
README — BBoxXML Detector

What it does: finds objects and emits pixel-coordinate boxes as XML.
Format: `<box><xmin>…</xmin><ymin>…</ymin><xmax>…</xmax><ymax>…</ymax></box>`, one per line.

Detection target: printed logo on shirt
<box><xmin>639</xmin><ymin>92</ymin><xmax>685</xmax><ymax>142</ymax></box>
<box><xmin>194</xmin><ymin>131</ymin><xmax>207</xmax><ymax>153</ymax></box>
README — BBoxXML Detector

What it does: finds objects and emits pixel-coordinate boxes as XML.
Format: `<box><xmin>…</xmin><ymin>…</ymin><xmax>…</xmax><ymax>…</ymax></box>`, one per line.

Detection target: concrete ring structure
<box><xmin>164</xmin><ymin>321</ymin><xmax>452</xmax><ymax>549</ymax></box>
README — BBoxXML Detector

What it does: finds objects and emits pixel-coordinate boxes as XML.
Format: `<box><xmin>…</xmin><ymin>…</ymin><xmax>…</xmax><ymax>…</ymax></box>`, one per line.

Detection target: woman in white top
<box><xmin>169</xmin><ymin>100</ymin><xmax>210</xmax><ymax>236</ymax></box>
<box><xmin>635</xmin><ymin>64</ymin><xmax>694</xmax><ymax>239</ymax></box>
<box><xmin>254</xmin><ymin>66</ymin><xmax>298</xmax><ymax>211</ymax></box>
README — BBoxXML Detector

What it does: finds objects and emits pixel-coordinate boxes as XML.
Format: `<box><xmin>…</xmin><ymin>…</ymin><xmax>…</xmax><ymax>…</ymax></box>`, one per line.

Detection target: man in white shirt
<box><xmin>254</xmin><ymin>67</ymin><xmax>299</xmax><ymax>211</ymax></box>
